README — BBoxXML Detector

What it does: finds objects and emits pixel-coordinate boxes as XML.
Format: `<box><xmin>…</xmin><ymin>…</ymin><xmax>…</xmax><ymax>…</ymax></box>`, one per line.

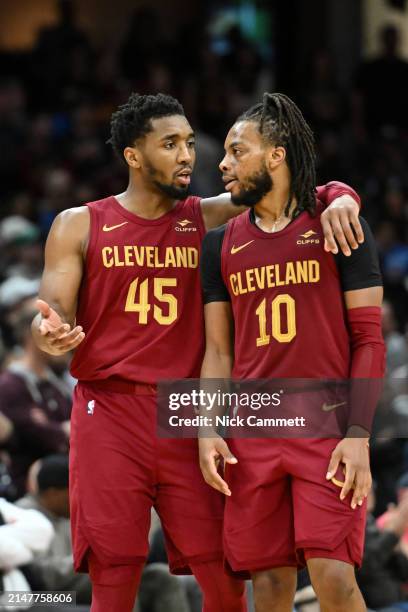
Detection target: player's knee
<box><xmin>252</xmin><ymin>569</ymin><xmax>296</xmax><ymax>605</ymax></box>
<box><xmin>309</xmin><ymin>561</ymin><xmax>356</xmax><ymax>605</ymax></box>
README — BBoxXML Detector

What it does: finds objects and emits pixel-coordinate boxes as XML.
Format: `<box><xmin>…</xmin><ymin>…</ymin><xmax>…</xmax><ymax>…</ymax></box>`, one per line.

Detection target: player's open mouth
<box><xmin>175</xmin><ymin>170</ymin><xmax>192</xmax><ymax>185</ymax></box>
<box><xmin>224</xmin><ymin>179</ymin><xmax>238</xmax><ymax>191</ymax></box>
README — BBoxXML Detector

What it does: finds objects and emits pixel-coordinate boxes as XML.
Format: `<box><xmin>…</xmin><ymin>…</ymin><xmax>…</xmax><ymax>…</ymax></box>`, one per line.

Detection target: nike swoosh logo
<box><xmin>231</xmin><ymin>240</ymin><xmax>254</xmax><ymax>255</ymax></box>
<box><xmin>322</xmin><ymin>401</ymin><xmax>346</xmax><ymax>412</ymax></box>
<box><xmin>103</xmin><ymin>222</ymin><xmax>129</xmax><ymax>232</ymax></box>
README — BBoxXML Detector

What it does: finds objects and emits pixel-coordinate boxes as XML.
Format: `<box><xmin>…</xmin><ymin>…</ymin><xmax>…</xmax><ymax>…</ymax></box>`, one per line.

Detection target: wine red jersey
<box><xmin>70</xmin><ymin>195</ymin><xmax>205</xmax><ymax>384</ymax></box>
<box><xmin>221</xmin><ymin>203</ymin><xmax>350</xmax><ymax>379</ymax></box>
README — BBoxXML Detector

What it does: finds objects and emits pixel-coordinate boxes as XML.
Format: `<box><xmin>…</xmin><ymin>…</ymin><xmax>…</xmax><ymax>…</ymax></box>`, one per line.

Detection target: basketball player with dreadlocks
<box><xmin>200</xmin><ymin>93</ymin><xmax>385</xmax><ymax>612</ymax></box>
<box><xmin>31</xmin><ymin>92</ymin><xmax>361</xmax><ymax>612</ymax></box>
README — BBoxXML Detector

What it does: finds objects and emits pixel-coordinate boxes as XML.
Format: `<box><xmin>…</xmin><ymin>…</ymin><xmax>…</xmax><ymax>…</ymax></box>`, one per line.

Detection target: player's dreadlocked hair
<box><xmin>107</xmin><ymin>93</ymin><xmax>185</xmax><ymax>161</ymax></box>
<box><xmin>238</xmin><ymin>93</ymin><xmax>317</xmax><ymax>217</ymax></box>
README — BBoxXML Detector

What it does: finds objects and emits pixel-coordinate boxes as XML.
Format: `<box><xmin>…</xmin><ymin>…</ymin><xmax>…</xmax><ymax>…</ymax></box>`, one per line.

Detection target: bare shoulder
<box><xmin>47</xmin><ymin>206</ymin><xmax>90</xmax><ymax>253</ymax></box>
<box><xmin>55</xmin><ymin>205</ymin><xmax>90</xmax><ymax>229</ymax></box>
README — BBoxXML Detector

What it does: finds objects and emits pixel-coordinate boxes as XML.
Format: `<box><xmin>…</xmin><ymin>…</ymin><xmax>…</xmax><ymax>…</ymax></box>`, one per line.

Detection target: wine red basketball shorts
<box><xmin>223</xmin><ymin>437</ymin><xmax>367</xmax><ymax>576</ymax></box>
<box><xmin>69</xmin><ymin>381</ymin><xmax>225</xmax><ymax>578</ymax></box>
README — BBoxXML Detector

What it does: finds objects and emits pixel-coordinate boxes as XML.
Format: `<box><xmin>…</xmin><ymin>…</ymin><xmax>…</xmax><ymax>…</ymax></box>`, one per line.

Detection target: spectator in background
<box><xmin>0</xmin><ymin>216</ymin><xmax>43</xmax><ymax>282</ymax></box>
<box><xmin>352</xmin><ymin>24</ymin><xmax>408</xmax><ymax>141</ymax></box>
<box><xmin>30</xmin><ymin>0</ymin><xmax>92</xmax><ymax>111</ymax></box>
<box><xmin>17</xmin><ymin>454</ymin><xmax>92</xmax><ymax>605</ymax></box>
<box><xmin>358</xmin><ymin>485</ymin><xmax>408</xmax><ymax>611</ymax></box>
<box><xmin>382</xmin><ymin>301</ymin><xmax>408</xmax><ymax>372</ymax></box>
<box><xmin>0</xmin><ymin>496</ymin><xmax>53</xmax><ymax>605</ymax></box>
<box><xmin>377</xmin><ymin>473</ymin><xmax>408</xmax><ymax>557</ymax></box>
<box><xmin>302</xmin><ymin>49</ymin><xmax>347</xmax><ymax>134</ymax></box>
<box><xmin>0</xmin><ymin>79</ymin><xmax>27</xmax><ymax>196</ymax></box>
<box><xmin>0</xmin><ymin>298</ymin><xmax>71</xmax><ymax>498</ymax></box>
<box><xmin>119</xmin><ymin>8</ymin><xmax>163</xmax><ymax>84</ymax></box>
<box><xmin>0</xmin><ymin>412</ymin><xmax>16</xmax><ymax>502</ymax></box>
<box><xmin>0</xmin><ymin>412</ymin><xmax>13</xmax><ymax>447</ymax></box>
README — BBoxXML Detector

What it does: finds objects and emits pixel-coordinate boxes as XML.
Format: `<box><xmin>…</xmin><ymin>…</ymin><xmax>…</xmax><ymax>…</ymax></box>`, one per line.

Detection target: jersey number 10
<box><xmin>125</xmin><ymin>277</ymin><xmax>177</xmax><ymax>325</ymax></box>
<box><xmin>255</xmin><ymin>294</ymin><xmax>296</xmax><ymax>346</ymax></box>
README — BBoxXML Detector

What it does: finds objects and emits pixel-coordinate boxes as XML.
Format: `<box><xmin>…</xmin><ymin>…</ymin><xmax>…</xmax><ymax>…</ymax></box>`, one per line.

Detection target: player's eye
<box><xmin>164</xmin><ymin>142</ymin><xmax>175</xmax><ymax>149</ymax></box>
<box><xmin>233</xmin><ymin>148</ymin><xmax>243</xmax><ymax>156</ymax></box>
<box><xmin>187</xmin><ymin>140</ymin><xmax>195</xmax><ymax>148</ymax></box>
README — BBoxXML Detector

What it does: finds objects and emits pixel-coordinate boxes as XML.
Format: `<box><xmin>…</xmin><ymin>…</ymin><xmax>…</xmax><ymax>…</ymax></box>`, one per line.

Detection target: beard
<box><xmin>152</xmin><ymin>180</ymin><xmax>191</xmax><ymax>199</ymax></box>
<box><xmin>145</xmin><ymin>159</ymin><xmax>191</xmax><ymax>200</ymax></box>
<box><xmin>230</xmin><ymin>162</ymin><xmax>273</xmax><ymax>207</ymax></box>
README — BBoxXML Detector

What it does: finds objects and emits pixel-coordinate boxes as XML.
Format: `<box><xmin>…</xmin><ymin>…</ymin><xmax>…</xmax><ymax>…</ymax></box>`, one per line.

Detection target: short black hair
<box><xmin>107</xmin><ymin>92</ymin><xmax>185</xmax><ymax>160</ymax></box>
<box><xmin>37</xmin><ymin>454</ymin><xmax>69</xmax><ymax>492</ymax></box>
<box><xmin>237</xmin><ymin>92</ymin><xmax>316</xmax><ymax>218</ymax></box>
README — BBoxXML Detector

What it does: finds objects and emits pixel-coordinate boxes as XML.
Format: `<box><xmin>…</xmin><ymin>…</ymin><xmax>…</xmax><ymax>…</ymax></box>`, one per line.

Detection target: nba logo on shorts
<box><xmin>87</xmin><ymin>400</ymin><xmax>95</xmax><ymax>415</ymax></box>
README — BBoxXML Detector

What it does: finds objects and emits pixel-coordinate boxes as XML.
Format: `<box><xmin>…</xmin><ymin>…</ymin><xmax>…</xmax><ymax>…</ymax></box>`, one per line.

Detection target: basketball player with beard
<box><xmin>199</xmin><ymin>93</ymin><xmax>385</xmax><ymax>612</ymax></box>
<box><xmin>32</xmin><ymin>93</ymin><xmax>362</xmax><ymax>612</ymax></box>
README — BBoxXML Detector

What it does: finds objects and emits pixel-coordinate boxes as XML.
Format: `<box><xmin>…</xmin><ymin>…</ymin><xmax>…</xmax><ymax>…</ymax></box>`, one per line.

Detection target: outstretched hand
<box><xmin>36</xmin><ymin>299</ymin><xmax>85</xmax><ymax>355</ymax></box>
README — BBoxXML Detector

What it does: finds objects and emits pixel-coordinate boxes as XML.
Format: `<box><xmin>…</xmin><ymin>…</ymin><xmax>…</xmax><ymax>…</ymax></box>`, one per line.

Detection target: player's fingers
<box><xmin>36</xmin><ymin>299</ymin><xmax>51</xmax><ymax>318</ymax></box>
<box><xmin>349</xmin><ymin>210</ymin><xmax>364</xmax><ymax>244</ymax></box>
<box><xmin>69</xmin><ymin>332</ymin><xmax>85</xmax><ymax>349</ymax></box>
<box><xmin>210</xmin><ymin>472</ymin><xmax>231</xmax><ymax>496</ymax></box>
<box><xmin>351</xmin><ymin>470</ymin><xmax>367</xmax><ymax>509</ymax></box>
<box><xmin>340</xmin><ymin>466</ymin><xmax>356</xmax><ymax>501</ymax></box>
<box><xmin>357</xmin><ymin>472</ymin><xmax>372</xmax><ymax>506</ymax></box>
<box><xmin>330</xmin><ymin>218</ymin><xmax>351</xmax><ymax>257</ymax></box>
<box><xmin>326</xmin><ymin>450</ymin><xmax>341</xmax><ymax>480</ymax></box>
<box><xmin>51</xmin><ymin>329</ymin><xmax>84</xmax><ymax>350</ymax></box>
<box><xmin>50</xmin><ymin>326</ymin><xmax>82</xmax><ymax>345</ymax></box>
<box><xmin>354</xmin><ymin>473</ymin><xmax>371</xmax><ymax>509</ymax></box>
<box><xmin>55</xmin><ymin>332</ymin><xmax>85</xmax><ymax>352</ymax></box>
<box><xmin>338</xmin><ymin>210</ymin><xmax>358</xmax><ymax>250</ymax></box>
<box><xmin>200</xmin><ymin>457</ymin><xmax>231</xmax><ymax>495</ymax></box>
<box><xmin>41</xmin><ymin>322</ymin><xmax>70</xmax><ymax>337</ymax></box>
<box><xmin>217</xmin><ymin>439</ymin><xmax>238</xmax><ymax>465</ymax></box>
<box><xmin>321</xmin><ymin>214</ymin><xmax>338</xmax><ymax>254</ymax></box>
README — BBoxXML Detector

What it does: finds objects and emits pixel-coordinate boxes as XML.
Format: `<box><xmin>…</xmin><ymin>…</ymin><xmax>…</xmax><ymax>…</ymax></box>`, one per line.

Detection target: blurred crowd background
<box><xmin>0</xmin><ymin>0</ymin><xmax>407</xmax><ymax>610</ymax></box>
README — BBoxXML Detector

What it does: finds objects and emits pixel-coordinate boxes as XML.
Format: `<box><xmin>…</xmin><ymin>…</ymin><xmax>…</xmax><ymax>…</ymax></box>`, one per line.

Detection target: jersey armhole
<box><xmin>190</xmin><ymin>196</ymin><xmax>206</xmax><ymax>238</ymax></box>
<box><xmin>220</xmin><ymin>219</ymin><xmax>235</xmax><ymax>284</ymax></box>
<box><xmin>84</xmin><ymin>203</ymin><xmax>100</xmax><ymax>270</ymax></box>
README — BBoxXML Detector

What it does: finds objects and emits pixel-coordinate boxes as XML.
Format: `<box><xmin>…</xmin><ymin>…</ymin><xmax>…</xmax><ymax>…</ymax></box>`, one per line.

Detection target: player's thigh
<box><xmin>155</xmin><ymin>438</ymin><xmax>225</xmax><ymax>572</ymax></box>
<box><xmin>224</xmin><ymin>438</ymin><xmax>296</xmax><ymax>572</ymax></box>
<box><xmin>70</xmin><ymin>386</ymin><xmax>156</xmax><ymax>561</ymax></box>
<box><xmin>290</xmin><ymin>438</ymin><xmax>366</xmax><ymax>566</ymax></box>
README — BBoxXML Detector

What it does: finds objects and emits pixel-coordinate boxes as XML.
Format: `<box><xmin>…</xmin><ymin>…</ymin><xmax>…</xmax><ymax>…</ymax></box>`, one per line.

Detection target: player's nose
<box><xmin>178</xmin><ymin>144</ymin><xmax>193</xmax><ymax>163</ymax></box>
<box><xmin>219</xmin><ymin>155</ymin><xmax>230</xmax><ymax>173</ymax></box>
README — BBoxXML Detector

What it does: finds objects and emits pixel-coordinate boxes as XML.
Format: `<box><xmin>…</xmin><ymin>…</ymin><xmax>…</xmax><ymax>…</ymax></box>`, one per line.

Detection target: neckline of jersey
<box><xmin>245</xmin><ymin>207</ymin><xmax>309</xmax><ymax>239</ymax></box>
<box><xmin>110</xmin><ymin>195</ymin><xmax>186</xmax><ymax>226</ymax></box>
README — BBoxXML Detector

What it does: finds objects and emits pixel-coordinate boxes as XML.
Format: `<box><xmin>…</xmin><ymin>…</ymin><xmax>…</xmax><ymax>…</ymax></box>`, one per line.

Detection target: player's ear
<box><xmin>123</xmin><ymin>146</ymin><xmax>142</xmax><ymax>169</ymax></box>
<box><xmin>267</xmin><ymin>146</ymin><xmax>286</xmax><ymax>170</ymax></box>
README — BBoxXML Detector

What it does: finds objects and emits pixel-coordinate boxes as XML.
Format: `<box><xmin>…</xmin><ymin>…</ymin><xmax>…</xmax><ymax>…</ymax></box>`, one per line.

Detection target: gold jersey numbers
<box><xmin>255</xmin><ymin>294</ymin><xmax>296</xmax><ymax>347</ymax></box>
<box><xmin>125</xmin><ymin>277</ymin><xmax>178</xmax><ymax>325</ymax></box>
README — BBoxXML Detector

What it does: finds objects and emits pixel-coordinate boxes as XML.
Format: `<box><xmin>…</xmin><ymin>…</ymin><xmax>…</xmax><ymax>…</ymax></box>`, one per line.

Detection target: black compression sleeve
<box><xmin>200</xmin><ymin>225</ymin><xmax>230</xmax><ymax>304</ymax></box>
<box><xmin>334</xmin><ymin>217</ymin><xmax>382</xmax><ymax>291</ymax></box>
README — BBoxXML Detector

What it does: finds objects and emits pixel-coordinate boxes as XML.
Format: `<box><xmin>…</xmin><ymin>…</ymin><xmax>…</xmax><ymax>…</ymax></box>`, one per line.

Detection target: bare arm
<box><xmin>200</xmin><ymin>183</ymin><xmax>362</xmax><ymax>256</ymax></box>
<box><xmin>200</xmin><ymin>193</ymin><xmax>245</xmax><ymax>231</ymax></box>
<box><xmin>31</xmin><ymin>207</ymin><xmax>89</xmax><ymax>355</ymax></box>
<box><xmin>201</xmin><ymin>301</ymin><xmax>234</xmax><ymax>379</ymax></box>
<box><xmin>199</xmin><ymin>301</ymin><xmax>237</xmax><ymax>496</ymax></box>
